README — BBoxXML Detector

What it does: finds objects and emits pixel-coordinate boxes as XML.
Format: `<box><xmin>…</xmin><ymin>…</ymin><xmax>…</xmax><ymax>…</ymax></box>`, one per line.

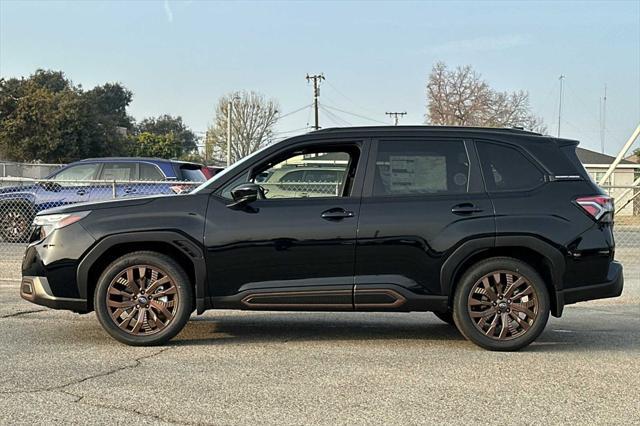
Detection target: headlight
<box><xmin>34</xmin><ymin>211</ymin><xmax>91</xmax><ymax>239</ymax></box>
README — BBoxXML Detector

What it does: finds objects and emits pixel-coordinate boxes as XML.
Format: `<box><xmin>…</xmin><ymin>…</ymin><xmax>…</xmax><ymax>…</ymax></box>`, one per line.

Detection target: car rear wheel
<box><xmin>453</xmin><ymin>257</ymin><xmax>550</xmax><ymax>351</ymax></box>
<box><xmin>94</xmin><ymin>251</ymin><xmax>192</xmax><ymax>346</ymax></box>
<box><xmin>0</xmin><ymin>205</ymin><xmax>33</xmax><ymax>243</ymax></box>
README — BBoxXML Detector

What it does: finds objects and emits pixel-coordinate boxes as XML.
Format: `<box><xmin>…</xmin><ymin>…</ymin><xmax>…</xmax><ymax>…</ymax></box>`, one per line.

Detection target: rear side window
<box><xmin>373</xmin><ymin>140</ymin><xmax>469</xmax><ymax>196</ymax></box>
<box><xmin>99</xmin><ymin>163</ymin><xmax>137</xmax><ymax>181</ymax></box>
<box><xmin>476</xmin><ymin>142</ymin><xmax>544</xmax><ymax>191</ymax></box>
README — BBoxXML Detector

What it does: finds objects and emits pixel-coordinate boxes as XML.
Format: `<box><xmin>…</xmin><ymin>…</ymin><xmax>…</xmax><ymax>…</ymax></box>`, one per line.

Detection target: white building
<box><xmin>576</xmin><ymin>147</ymin><xmax>640</xmax><ymax>216</ymax></box>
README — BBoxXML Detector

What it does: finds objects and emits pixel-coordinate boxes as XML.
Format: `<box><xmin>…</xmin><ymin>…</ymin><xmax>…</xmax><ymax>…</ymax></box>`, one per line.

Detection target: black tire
<box><xmin>94</xmin><ymin>251</ymin><xmax>193</xmax><ymax>346</ymax></box>
<box><xmin>452</xmin><ymin>257</ymin><xmax>550</xmax><ymax>351</ymax></box>
<box><xmin>0</xmin><ymin>203</ymin><xmax>34</xmax><ymax>243</ymax></box>
<box><xmin>433</xmin><ymin>310</ymin><xmax>455</xmax><ymax>325</ymax></box>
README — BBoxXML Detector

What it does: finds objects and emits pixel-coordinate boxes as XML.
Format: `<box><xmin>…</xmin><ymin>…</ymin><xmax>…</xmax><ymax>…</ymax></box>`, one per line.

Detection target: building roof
<box><xmin>625</xmin><ymin>154</ymin><xmax>640</xmax><ymax>164</ymax></box>
<box><xmin>575</xmin><ymin>147</ymin><xmax>634</xmax><ymax>165</ymax></box>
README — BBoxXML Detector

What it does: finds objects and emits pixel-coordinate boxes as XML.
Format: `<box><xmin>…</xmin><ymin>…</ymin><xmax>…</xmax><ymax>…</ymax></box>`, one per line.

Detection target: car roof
<box><xmin>277</xmin><ymin>126</ymin><xmax>578</xmax><ymax>148</ymax></box>
<box><xmin>312</xmin><ymin>125</ymin><xmax>543</xmax><ymax>136</ymax></box>
<box><xmin>75</xmin><ymin>157</ymin><xmax>202</xmax><ymax>166</ymax></box>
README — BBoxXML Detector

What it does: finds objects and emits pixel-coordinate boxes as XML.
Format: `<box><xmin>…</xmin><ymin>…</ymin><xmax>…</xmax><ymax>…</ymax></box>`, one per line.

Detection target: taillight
<box><xmin>170</xmin><ymin>185</ymin><xmax>187</xmax><ymax>194</ymax></box>
<box><xmin>575</xmin><ymin>196</ymin><xmax>613</xmax><ymax>221</ymax></box>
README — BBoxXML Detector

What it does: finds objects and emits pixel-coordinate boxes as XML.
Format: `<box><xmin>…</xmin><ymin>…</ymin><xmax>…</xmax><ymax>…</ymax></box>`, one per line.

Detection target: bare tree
<box><xmin>426</xmin><ymin>62</ymin><xmax>546</xmax><ymax>133</ymax></box>
<box><xmin>206</xmin><ymin>91</ymin><xmax>279</xmax><ymax>163</ymax></box>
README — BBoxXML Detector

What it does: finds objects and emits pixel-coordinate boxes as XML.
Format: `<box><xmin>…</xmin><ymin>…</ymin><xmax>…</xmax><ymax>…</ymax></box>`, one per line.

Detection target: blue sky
<box><xmin>1</xmin><ymin>0</ymin><xmax>639</xmax><ymax>154</ymax></box>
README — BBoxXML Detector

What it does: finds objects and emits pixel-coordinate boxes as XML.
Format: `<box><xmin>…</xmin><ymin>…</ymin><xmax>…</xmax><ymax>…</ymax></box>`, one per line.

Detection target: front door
<box><xmin>204</xmin><ymin>141</ymin><xmax>368</xmax><ymax>310</ymax></box>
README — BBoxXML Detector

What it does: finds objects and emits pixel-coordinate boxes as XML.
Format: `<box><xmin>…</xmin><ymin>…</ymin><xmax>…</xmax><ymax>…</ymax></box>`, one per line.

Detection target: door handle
<box><xmin>321</xmin><ymin>208</ymin><xmax>355</xmax><ymax>220</ymax></box>
<box><xmin>451</xmin><ymin>203</ymin><xmax>483</xmax><ymax>215</ymax></box>
<box><xmin>76</xmin><ymin>189</ymin><xmax>87</xmax><ymax>196</ymax></box>
<box><xmin>124</xmin><ymin>187</ymin><xmax>137</xmax><ymax>194</ymax></box>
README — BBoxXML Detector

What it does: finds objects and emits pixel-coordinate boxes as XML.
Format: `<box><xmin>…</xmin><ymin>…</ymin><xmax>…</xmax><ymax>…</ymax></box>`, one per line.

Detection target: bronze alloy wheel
<box><xmin>106</xmin><ymin>265</ymin><xmax>179</xmax><ymax>336</ymax></box>
<box><xmin>1</xmin><ymin>210</ymin><xmax>29</xmax><ymax>242</ymax></box>
<box><xmin>467</xmin><ymin>270</ymin><xmax>539</xmax><ymax>341</ymax></box>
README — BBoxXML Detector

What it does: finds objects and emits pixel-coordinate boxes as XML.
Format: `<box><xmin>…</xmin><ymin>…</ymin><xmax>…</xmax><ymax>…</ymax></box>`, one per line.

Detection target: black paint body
<box><xmin>21</xmin><ymin>127</ymin><xmax>623</xmax><ymax>316</ymax></box>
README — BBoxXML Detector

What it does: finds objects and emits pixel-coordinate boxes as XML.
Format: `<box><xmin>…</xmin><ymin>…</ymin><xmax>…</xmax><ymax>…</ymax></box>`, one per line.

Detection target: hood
<box><xmin>36</xmin><ymin>194</ymin><xmax>171</xmax><ymax>216</ymax></box>
<box><xmin>0</xmin><ymin>184</ymin><xmax>38</xmax><ymax>195</ymax></box>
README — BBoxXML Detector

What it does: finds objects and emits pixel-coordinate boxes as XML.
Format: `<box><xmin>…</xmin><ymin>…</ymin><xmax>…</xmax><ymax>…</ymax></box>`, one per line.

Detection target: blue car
<box><xmin>0</xmin><ymin>157</ymin><xmax>209</xmax><ymax>242</ymax></box>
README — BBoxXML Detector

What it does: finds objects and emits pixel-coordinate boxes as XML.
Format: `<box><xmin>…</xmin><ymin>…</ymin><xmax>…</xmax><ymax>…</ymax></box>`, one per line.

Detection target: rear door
<box><xmin>354</xmin><ymin>137</ymin><xmax>495</xmax><ymax>310</ymax></box>
<box><xmin>90</xmin><ymin>162</ymin><xmax>139</xmax><ymax>201</ymax></box>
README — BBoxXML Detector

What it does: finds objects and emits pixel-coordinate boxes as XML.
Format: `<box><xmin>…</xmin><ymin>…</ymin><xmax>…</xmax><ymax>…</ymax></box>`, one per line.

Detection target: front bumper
<box><xmin>21</xmin><ymin>276</ymin><xmax>87</xmax><ymax>312</ymax></box>
<box><xmin>556</xmin><ymin>261</ymin><xmax>623</xmax><ymax>315</ymax></box>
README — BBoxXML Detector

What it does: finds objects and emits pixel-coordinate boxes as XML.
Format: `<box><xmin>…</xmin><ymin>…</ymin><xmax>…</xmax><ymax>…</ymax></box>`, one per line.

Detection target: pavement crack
<box><xmin>69</xmin><ymin>398</ymin><xmax>207</xmax><ymax>426</ymax></box>
<box><xmin>0</xmin><ymin>347</ymin><xmax>172</xmax><ymax>395</ymax></box>
<box><xmin>0</xmin><ymin>308</ymin><xmax>46</xmax><ymax>319</ymax></box>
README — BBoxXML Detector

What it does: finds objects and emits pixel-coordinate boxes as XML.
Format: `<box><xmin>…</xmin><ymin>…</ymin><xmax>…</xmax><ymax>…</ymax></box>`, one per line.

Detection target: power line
<box><xmin>385</xmin><ymin>111</ymin><xmax>407</xmax><ymax>126</ymax></box>
<box><xmin>322</xmin><ymin>104</ymin><xmax>387</xmax><ymax>125</ymax></box>
<box><xmin>272</xmin><ymin>126</ymin><xmax>313</xmax><ymax>136</ymax></box>
<box><xmin>324</xmin><ymin>79</ymin><xmax>382</xmax><ymax>117</ymax></box>
<box><xmin>278</xmin><ymin>104</ymin><xmax>313</xmax><ymax>120</ymax></box>
<box><xmin>319</xmin><ymin>105</ymin><xmax>352</xmax><ymax>126</ymax></box>
<box><xmin>306</xmin><ymin>73</ymin><xmax>325</xmax><ymax>130</ymax></box>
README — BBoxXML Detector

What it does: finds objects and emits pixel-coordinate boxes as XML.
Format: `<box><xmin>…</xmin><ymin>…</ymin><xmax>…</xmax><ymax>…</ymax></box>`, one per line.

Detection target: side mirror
<box><xmin>227</xmin><ymin>183</ymin><xmax>263</xmax><ymax>209</ymax></box>
<box><xmin>40</xmin><ymin>181</ymin><xmax>62</xmax><ymax>192</ymax></box>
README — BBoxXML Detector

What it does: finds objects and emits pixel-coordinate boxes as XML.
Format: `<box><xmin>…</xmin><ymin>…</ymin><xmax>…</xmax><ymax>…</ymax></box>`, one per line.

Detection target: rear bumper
<box><xmin>555</xmin><ymin>261</ymin><xmax>623</xmax><ymax>315</ymax></box>
<box><xmin>20</xmin><ymin>276</ymin><xmax>88</xmax><ymax>312</ymax></box>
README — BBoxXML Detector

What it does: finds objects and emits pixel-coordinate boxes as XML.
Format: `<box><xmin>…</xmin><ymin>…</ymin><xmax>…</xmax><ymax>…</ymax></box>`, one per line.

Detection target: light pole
<box><xmin>226</xmin><ymin>95</ymin><xmax>240</xmax><ymax>166</ymax></box>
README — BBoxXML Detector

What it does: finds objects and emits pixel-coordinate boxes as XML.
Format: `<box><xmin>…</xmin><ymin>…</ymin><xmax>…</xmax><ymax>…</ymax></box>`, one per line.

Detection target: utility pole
<box><xmin>600</xmin><ymin>84</ymin><xmax>607</xmax><ymax>153</ymax></box>
<box><xmin>386</xmin><ymin>112</ymin><xmax>407</xmax><ymax>126</ymax></box>
<box><xmin>226</xmin><ymin>95</ymin><xmax>240</xmax><ymax>166</ymax></box>
<box><xmin>306</xmin><ymin>73</ymin><xmax>325</xmax><ymax>130</ymax></box>
<box><xmin>557</xmin><ymin>74</ymin><xmax>565</xmax><ymax>138</ymax></box>
<box><xmin>226</xmin><ymin>100</ymin><xmax>233</xmax><ymax>166</ymax></box>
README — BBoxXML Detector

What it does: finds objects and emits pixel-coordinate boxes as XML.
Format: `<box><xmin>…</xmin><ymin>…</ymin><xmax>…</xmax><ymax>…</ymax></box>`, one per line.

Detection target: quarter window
<box><xmin>476</xmin><ymin>142</ymin><xmax>544</xmax><ymax>191</ymax></box>
<box><xmin>139</xmin><ymin>163</ymin><xmax>165</xmax><ymax>181</ymax></box>
<box><xmin>373</xmin><ymin>140</ymin><xmax>469</xmax><ymax>196</ymax></box>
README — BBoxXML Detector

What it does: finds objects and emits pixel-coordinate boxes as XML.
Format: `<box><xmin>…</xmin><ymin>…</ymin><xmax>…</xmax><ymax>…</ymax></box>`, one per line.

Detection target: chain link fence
<box><xmin>0</xmin><ymin>177</ymin><xmax>201</xmax><ymax>280</ymax></box>
<box><xmin>0</xmin><ymin>179</ymin><xmax>638</xmax><ymax>280</ymax></box>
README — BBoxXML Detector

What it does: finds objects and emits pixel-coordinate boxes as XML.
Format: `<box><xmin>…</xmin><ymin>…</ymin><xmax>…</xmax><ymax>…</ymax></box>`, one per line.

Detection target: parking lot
<box><xmin>0</xmin><ymin>247</ymin><xmax>638</xmax><ymax>425</ymax></box>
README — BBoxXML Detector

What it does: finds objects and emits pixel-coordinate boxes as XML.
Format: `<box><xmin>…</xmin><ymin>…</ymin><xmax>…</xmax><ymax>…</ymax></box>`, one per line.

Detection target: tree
<box><xmin>206</xmin><ymin>91</ymin><xmax>279</xmax><ymax>163</ymax></box>
<box><xmin>129</xmin><ymin>114</ymin><xmax>198</xmax><ymax>159</ymax></box>
<box><xmin>425</xmin><ymin>62</ymin><xmax>546</xmax><ymax>133</ymax></box>
<box><xmin>130</xmin><ymin>132</ymin><xmax>182</xmax><ymax>159</ymax></box>
<box><xmin>0</xmin><ymin>70</ymin><xmax>133</xmax><ymax>163</ymax></box>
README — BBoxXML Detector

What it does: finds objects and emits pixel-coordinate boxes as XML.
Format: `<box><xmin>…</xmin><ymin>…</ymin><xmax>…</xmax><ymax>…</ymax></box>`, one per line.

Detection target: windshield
<box><xmin>191</xmin><ymin>144</ymin><xmax>273</xmax><ymax>194</ymax></box>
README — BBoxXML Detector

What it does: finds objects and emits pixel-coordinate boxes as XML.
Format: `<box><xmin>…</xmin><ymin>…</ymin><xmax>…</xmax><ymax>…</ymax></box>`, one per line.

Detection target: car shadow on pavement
<box><xmin>164</xmin><ymin>311</ymin><xmax>640</xmax><ymax>352</ymax></box>
<box><xmin>171</xmin><ymin>313</ymin><xmax>466</xmax><ymax>346</ymax></box>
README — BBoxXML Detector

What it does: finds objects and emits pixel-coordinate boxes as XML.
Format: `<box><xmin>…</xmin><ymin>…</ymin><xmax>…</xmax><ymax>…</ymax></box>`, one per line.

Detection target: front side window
<box><xmin>476</xmin><ymin>141</ymin><xmax>544</xmax><ymax>191</ymax></box>
<box><xmin>52</xmin><ymin>163</ymin><xmax>100</xmax><ymax>184</ymax></box>
<box><xmin>218</xmin><ymin>146</ymin><xmax>358</xmax><ymax>200</ymax></box>
<box><xmin>373</xmin><ymin>140</ymin><xmax>469</xmax><ymax>196</ymax></box>
<box><xmin>259</xmin><ymin>151</ymin><xmax>353</xmax><ymax>199</ymax></box>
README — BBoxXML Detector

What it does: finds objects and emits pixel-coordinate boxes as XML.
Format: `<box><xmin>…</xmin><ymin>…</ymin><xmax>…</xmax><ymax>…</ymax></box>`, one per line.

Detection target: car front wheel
<box><xmin>453</xmin><ymin>257</ymin><xmax>550</xmax><ymax>351</ymax></box>
<box><xmin>94</xmin><ymin>251</ymin><xmax>193</xmax><ymax>346</ymax></box>
<box><xmin>0</xmin><ymin>205</ymin><xmax>33</xmax><ymax>243</ymax></box>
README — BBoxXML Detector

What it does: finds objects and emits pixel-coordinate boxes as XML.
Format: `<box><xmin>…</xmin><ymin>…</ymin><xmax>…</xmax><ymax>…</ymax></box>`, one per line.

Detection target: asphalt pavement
<box><xmin>0</xmin><ymin>278</ymin><xmax>638</xmax><ymax>425</ymax></box>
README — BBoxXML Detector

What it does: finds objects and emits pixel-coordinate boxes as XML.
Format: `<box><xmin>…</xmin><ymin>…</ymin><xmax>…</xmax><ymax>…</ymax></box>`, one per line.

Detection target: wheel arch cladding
<box><xmin>441</xmin><ymin>236</ymin><xmax>564</xmax><ymax>317</ymax></box>
<box><xmin>77</xmin><ymin>232</ymin><xmax>206</xmax><ymax>312</ymax></box>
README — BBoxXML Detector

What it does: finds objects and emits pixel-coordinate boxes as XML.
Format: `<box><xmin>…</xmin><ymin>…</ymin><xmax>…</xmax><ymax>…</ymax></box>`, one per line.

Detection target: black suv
<box><xmin>20</xmin><ymin>126</ymin><xmax>623</xmax><ymax>351</ymax></box>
